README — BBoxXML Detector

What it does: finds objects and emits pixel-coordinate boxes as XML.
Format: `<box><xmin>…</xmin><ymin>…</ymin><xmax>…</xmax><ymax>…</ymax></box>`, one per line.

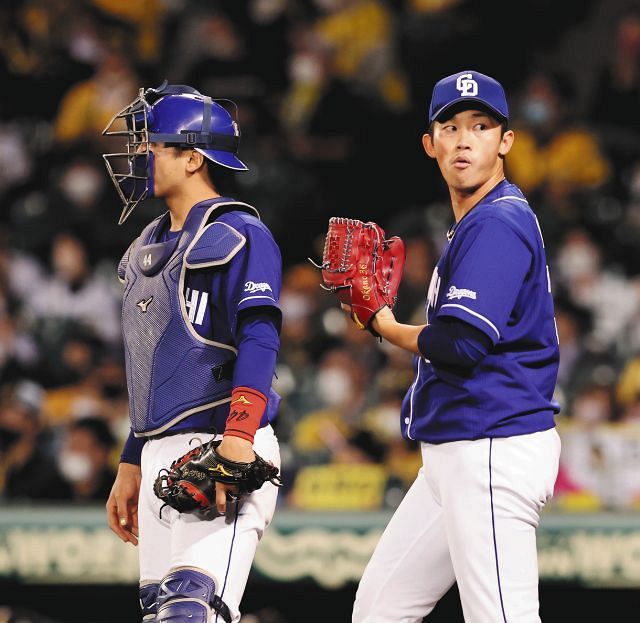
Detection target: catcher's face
<box><xmin>423</xmin><ymin>109</ymin><xmax>514</xmax><ymax>194</ymax></box>
<box><xmin>142</xmin><ymin>143</ymin><xmax>205</xmax><ymax>199</ymax></box>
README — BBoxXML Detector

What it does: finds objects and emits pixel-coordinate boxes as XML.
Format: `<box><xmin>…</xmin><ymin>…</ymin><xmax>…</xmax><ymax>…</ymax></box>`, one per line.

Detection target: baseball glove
<box><xmin>153</xmin><ymin>439</ymin><xmax>281</xmax><ymax>514</ymax></box>
<box><xmin>315</xmin><ymin>217</ymin><xmax>405</xmax><ymax>334</ymax></box>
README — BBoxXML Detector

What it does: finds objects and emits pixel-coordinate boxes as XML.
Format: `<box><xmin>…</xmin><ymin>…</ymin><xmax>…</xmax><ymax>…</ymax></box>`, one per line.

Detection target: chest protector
<box><xmin>118</xmin><ymin>198</ymin><xmax>259</xmax><ymax>436</ymax></box>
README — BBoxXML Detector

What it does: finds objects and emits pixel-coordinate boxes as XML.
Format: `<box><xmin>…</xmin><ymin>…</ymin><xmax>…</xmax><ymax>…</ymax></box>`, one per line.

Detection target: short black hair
<box><xmin>428</xmin><ymin>101</ymin><xmax>509</xmax><ymax>137</ymax></box>
<box><xmin>171</xmin><ymin>145</ymin><xmax>237</xmax><ymax>195</ymax></box>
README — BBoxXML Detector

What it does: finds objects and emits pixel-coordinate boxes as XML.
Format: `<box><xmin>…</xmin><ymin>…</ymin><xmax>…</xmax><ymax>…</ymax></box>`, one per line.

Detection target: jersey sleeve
<box><xmin>436</xmin><ymin>217</ymin><xmax>532</xmax><ymax>344</ymax></box>
<box><xmin>222</xmin><ymin>221</ymin><xmax>282</xmax><ymax>336</ymax></box>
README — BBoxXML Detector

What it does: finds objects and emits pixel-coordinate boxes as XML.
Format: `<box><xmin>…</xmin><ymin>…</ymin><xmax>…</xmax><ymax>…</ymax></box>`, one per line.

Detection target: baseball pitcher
<box><xmin>320</xmin><ymin>70</ymin><xmax>561</xmax><ymax>623</ymax></box>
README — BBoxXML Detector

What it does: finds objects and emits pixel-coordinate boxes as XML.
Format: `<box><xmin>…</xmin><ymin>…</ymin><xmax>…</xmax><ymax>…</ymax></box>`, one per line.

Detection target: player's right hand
<box><xmin>106</xmin><ymin>462</ymin><xmax>142</xmax><ymax>546</ymax></box>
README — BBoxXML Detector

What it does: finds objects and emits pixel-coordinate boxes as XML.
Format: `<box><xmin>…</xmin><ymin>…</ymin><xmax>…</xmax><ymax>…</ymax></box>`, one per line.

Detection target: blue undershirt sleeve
<box><xmin>417</xmin><ymin>316</ymin><xmax>493</xmax><ymax>369</ymax></box>
<box><xmin>120</xmin><ymin>430</ymin><xmax>146</xmax><ymax>465</ymax></box>
<box><xmin>232</xmin><ymin>310</ymin><xmax>280</xmax><ymax>396</ymax></box>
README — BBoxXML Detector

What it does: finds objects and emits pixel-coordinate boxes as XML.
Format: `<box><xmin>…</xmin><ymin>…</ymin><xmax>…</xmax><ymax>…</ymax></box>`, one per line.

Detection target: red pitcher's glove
<box><xmin>317</xmin><ymin>217</ymin><xmax>405</xmax><ymax>334</ymax></box>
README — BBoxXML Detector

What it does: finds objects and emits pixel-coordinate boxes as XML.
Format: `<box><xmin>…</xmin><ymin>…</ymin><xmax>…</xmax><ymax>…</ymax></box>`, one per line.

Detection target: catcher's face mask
<box><xmin>103</xmin><ymin>81</ymin><xmax>247</xmax><ymax>225</ymax></box>
<box><xmin>102</xmin><ymin>86</ymin><xmax>158</xmax><ymax>225</ymax></box>
<box><xmin>102</xmin><ymin>89</ymin><xmax>161</xmax><ymax>225</ymax></box>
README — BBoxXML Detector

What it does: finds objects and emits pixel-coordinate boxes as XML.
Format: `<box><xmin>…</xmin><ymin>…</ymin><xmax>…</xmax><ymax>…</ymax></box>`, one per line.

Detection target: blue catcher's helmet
<box><xmin>102</xmin><ymin>81</ymin><xmax>247</xmax><ymax>224</ymax></box>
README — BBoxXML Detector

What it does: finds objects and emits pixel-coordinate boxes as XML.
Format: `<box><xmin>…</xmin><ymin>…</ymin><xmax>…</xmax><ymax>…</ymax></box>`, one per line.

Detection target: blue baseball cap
<box><xmin>428</xmin><ymin>70</ymin><xmax>509</xmax><ymax>125</ymax></box>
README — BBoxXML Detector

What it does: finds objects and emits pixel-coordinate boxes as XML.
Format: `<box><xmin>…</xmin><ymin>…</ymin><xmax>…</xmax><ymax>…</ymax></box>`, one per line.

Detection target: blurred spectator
<box><xmin>246</xmin><ymin>0</ymin><xmax>291</xmax><ymax>93</ymax></box>
<box><xmin>558</xmin><ymin>410</ymin><xmax>640</xmax><ymax>509</ymax></box>
<box><xmin>27</xmin><ymin>232</ymin><xmax>121</xmax><ymax>350</ymax></box>
<box><xmin>278</xmin><ymin>263</ymin><xmax>327</xmax><ymax>369</ymax></box>
<box><xmin>289</xmin><ymin>425</ymin><xmax>392</xmax><ymax>510</ymax></box>
<box><xmin>508</xmin><ymin>71</ymin><xmax>610</xmax><ymax>200</ymax></box>
<box><xmin>589</xmin><ymin>8</ymin><xmax>640</xmax><ymax>187</ymax></box>
<box><xmin>0</xmin><ymin>380</ymin><xmax>71</xmax><ymax>501</ymax></box>
<box><xmin>570</xmin><ymin>383</ymin><xmax>616</xmax><ymax>427</ymax></box>
<box><xmin>183</xmin><ymin>11</ymin><xmax>262</xmax><ymax>103</ymax></box>
<box><xmin>0</xmin><ymin>122</ymin><xmax>32</xmax><ymax>195</ymax></box>
<box><xmin>615</xmin><ymin>355</ymin><xmax>640</xmax><ymax>411</ymax></box>
<box><xmin>42</xmin><ymin>352</ymin><xmax>128</xmax><ymax>429</ymax></box>
<box><xmin>0</xmin><ymin>294</ymin><xmax>40</xmax><ymax>384</ymax></box>
<box><xmin>53</xmin><ymin>46</ymin><xmax>138</xmax><ymax>148</ymax></box>
<box><xmin>292</xmin><ymin>347</ymin><xmax>373</xmax><ymax>460</ymax></box>
<box><xmin>554</xmin><ymin>228</ymin><xmax>640</xmax><ymax>354</ymax></box>
<box><xmin>56</xmin><ymin>416</ymin><xmax>117</xmax><ymax>502</ymax></box>
<box><xmin>591</xmin><ymin>9</ymin><xmax>640</xmax><ymax>126</ymax></box>
<box><xmin>279</xmin><ymin>20</ymin><xmax>366</xmax><ymax>208</ymax></box>
<box><xmin>553</xmin><ymin>296</ymin><xmax>617</xmax><ymax>408</ymax></box>
<box><xmin>313</xmin><ymin>0</ymin><xmax>409</xmax><ymax>112</ymax></box>
<box><xmin>90</xmin><ymin>0</ymin><xmax>168</xmax><ymax>64</ymax></box>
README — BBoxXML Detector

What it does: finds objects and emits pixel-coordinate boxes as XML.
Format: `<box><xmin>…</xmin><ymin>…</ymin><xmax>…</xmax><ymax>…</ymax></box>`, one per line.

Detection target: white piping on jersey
<box><xmin>534</xmin><ymin>214</ymin><xmax>545</xmax><ymax>248</ymax></box>
<box><xmin>491</xmin><ymin>195</ymin><xmax>529</xmax><ymax>204</ymax></box>
<box><xmin>440</xmin><ymin>304</ymin><xmax>500</xmax><ymax>339</ymax></box>
<box><xmin>237</xmin><ymin>294</ymin><xmax>277</xmax><ymax>307</ymax></box>
<box><xmin>406</xmin><ymin>357</ymin><xmax>421</xmax><ymax>441</ymax></box>
<box><xmin>178</xmin><ymin>202</ymin><xmax>249</xmax><ymax>353</ymax></box>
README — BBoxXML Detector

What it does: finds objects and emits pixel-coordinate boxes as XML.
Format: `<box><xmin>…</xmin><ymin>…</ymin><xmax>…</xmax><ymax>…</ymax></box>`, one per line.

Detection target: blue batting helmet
<box><xmin>102</xmin><ymin>81</ymin><xmax>247</xmax><ymax>225</ymax></box>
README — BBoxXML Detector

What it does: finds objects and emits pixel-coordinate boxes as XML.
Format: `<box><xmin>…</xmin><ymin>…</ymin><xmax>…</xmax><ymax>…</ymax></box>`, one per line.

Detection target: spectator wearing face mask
<box><xmin>554</xmin><ymin>228</ymin><xmax>640</xmax><ymax>354</ymax></box>
<box><xmin>506</xmin><ymin>71</ymin><xmax>610</xmax><ymax>199</ymax></box>
<box><xmin>57</xmin><ymin>416</ymin><xmax>117</xmax><ymax>502</ymax></box>
<box><xmin>27</xmin><ymin>232</ymin><xmax>121</xmax><ymax>349</ymax></box>
<box><xmin>12</xmin><ymin>153</ymin><xmax>129</xmax><ymax>260</ymax></box>
<box><xmin>292</xmin><ymin>347</ymin><xmax>374</xmax><ymax>463</ymax></box>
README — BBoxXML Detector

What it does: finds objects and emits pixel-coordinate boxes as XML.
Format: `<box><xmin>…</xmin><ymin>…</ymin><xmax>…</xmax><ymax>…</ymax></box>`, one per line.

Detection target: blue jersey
<box><xmin>159</xmin><ymin>203</ymin><xmax>282</xmax><ymax>434</ymax></box>
<box><xmin>165</xmin><ymin>210</ymin><xmax>282</xmax><ymax>341</ymax></box>
<box><xmin>401</xmin><ymin>180</ymin><xmax>560</xmax><ymax>443</ymax></box>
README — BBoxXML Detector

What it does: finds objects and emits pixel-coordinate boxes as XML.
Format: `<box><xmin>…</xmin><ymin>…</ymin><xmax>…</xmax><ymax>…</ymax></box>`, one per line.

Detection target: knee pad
<box><xmin>156</xmin><ymin>567</ymin><xmax>232</xmax><ymax>623</ymax></box>
<box><xmin>140</xmin><ymin>582</ymin><xmax>159</xmax><ymax>622</ymax></box>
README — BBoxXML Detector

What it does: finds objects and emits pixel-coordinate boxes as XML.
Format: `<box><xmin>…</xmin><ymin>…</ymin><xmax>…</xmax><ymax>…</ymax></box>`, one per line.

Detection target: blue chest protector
<box><xmin>118</xmin><ymin>198</ymin><xmax>259</xmax><ymax>436</ymax></box>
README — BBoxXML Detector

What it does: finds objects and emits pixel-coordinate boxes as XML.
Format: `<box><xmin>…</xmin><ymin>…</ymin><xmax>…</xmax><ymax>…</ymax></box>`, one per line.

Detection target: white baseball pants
<box><xmin>353</xmin><ymin>428</ymin><xmax>561</xmax><ymax>623</ymax></box>
<box><xmin>138</xmin><ymin>425</ymin><xmax>280</xmax><ymax>623</ymax></box>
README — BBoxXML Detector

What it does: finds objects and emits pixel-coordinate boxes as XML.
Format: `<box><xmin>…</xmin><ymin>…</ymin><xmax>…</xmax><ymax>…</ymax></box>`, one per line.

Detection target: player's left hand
<box><xmin>316</xmin><ymin>217</ymin><xmax>405</xmax><ymax>335</ymax></box>
<box><xmin>341</xmin><ymin>302</ymin><xmax>395</xmax><ymax>339</ymax></box>
<box><xmin>370</xmin><ymin>305</ymin><xmax>395</xmax><ymax>336</ymax></box>
<box><xmin>214</xmin><ymin>436</ymin><xmax>255</xmax><ymax>514</ymax></box>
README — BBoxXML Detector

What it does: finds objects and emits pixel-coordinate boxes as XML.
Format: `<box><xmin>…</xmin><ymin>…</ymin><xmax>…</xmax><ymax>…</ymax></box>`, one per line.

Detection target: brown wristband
<box><xmin>223</xmin><ymin>386</ymin><xmax>267</xmax><ymax>443</ymax></box>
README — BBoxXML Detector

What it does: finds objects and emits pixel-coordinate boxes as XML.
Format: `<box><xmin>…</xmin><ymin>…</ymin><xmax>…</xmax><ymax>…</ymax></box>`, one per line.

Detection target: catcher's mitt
<box><xmin>153</xmin><ymin>439</ymin><xmax>281</xmax><ymax>514</ymax></box>
<box><xmin>314</xmin><ymin>217</ymin><xmax>405</xmax><ymax>334</ymax></box>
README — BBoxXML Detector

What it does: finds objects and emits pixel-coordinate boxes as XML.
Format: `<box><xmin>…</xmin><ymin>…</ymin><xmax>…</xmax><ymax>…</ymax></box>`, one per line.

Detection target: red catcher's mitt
<box><xmin>317</xmin><ymin>217</ymin><xmax>405</xmax><ymax>334</ymax></box>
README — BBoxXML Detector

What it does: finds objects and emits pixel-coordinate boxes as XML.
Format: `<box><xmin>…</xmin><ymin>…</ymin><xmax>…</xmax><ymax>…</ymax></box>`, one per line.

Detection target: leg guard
<box><xmin>140</xmin><ymin>582</ymin><xmax>160</xmax><ymax>622</ymax></box>
<box><xmin>156</xmin><ymin>567</ymin><xmax>232</xmax><ymax>623</ymax></box>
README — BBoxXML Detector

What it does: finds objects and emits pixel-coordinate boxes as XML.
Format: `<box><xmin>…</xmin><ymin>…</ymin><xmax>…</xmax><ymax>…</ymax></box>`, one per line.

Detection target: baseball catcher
<box><xmin>103</xmin><ymin>81</ymin><xmax>284</xmax><ymax>623</ymax></box>
<box><xmin>315</xmin><ymin>217</ymin><xmax>406</xmax><ymax>334</ymax></box>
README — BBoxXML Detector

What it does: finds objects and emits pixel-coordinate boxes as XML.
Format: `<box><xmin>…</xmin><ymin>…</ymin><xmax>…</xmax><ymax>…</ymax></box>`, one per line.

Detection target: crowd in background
<box><xmin>1</xmin><ymin>0</ymin><xmax>640</xmax><ymax>512</ymax></box>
